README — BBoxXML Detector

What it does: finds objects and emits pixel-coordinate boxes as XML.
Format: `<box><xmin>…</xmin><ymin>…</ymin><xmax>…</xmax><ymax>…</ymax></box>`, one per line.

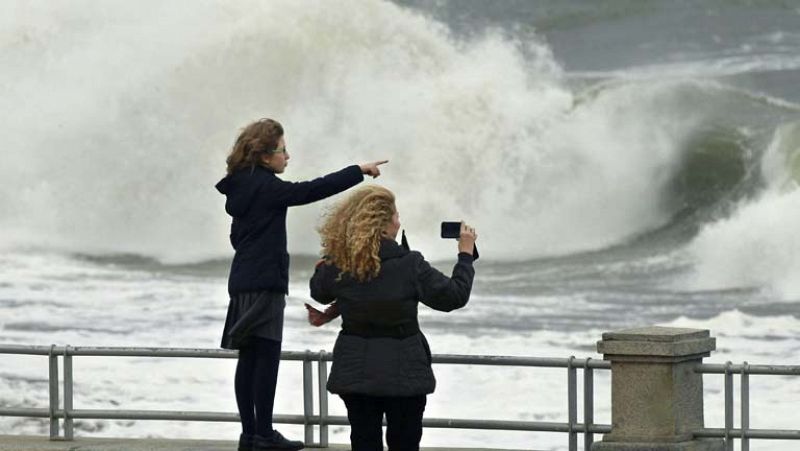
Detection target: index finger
<box><xmin>374</xmin><ymin>160</ymin><xmax>389</xmax><ymax>166</ymax></box>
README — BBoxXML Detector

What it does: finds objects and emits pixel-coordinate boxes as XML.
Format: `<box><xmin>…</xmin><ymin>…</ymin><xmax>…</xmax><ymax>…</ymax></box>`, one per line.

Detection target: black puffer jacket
<box><xmin>310</xmin><ymin>239</ymin><xmax>475</xmax><ymax>397</ymax></box>
<box><xmin>216</xmin><ymin>165</ymin><xmax>363</xmax><ymax>295</ymax></box>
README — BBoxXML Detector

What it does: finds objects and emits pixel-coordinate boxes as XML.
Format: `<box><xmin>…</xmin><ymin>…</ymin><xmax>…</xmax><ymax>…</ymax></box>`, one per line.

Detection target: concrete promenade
<box><xmin>0</xmin><ymin>435</ymin><xmax>525</xmax><ymax>451</ymax></box>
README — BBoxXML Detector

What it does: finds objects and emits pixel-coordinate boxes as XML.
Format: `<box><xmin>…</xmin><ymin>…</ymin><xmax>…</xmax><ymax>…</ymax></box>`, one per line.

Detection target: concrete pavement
<box><xmin>0</xmin><ymin>435</ymin><xmax>527</xmax><ymax>451</ymax></box>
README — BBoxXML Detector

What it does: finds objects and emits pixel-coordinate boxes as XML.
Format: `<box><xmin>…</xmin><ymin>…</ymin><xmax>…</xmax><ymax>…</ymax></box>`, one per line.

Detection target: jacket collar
<box><xmin>378</xmin><ymin>237</ymin><xmax>409</xmax><ymax>261</ymax></box>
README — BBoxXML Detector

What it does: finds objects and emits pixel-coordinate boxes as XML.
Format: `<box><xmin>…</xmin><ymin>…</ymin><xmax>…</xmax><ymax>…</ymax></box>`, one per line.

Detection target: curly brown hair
<box><xmin>318</xmin><ymin>185</ymin><xmax>396</xmax><ymax>282</ymax></box>
<box><xmin>225</xmin><ymin>118</ymin><xmax>284</xmax><ymax>174</ymax></box>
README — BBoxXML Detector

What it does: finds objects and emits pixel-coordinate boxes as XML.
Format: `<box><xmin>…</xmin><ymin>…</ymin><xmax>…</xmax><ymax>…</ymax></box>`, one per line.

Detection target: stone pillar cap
<box><xmin>598</xmin><ymin>326</ymin><xmax>715</xmax><ymax>359</ymax></box>
<box><xmin>602</xmin><ymin>326</ymin><xmax>709</xmax><ymax>342</ymax></box>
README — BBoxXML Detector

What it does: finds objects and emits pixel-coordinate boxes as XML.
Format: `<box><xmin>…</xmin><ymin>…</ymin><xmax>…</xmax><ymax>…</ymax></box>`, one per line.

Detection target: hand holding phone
<box><xmin>441</xmin><ymin>221</ymin><xmax>479</xmax><ymax>260</ymax></box>
<box><xmin>458</xmin><ymin>222</ymin><xmax>477</xmax><ymax>254</ymax></box>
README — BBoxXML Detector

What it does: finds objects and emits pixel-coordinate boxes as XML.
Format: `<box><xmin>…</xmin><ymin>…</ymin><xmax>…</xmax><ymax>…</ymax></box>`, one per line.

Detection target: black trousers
<box><xmin>340</xmin><ymin>394</ymin><xmax>427</xmax><ymax>451</ymax></box>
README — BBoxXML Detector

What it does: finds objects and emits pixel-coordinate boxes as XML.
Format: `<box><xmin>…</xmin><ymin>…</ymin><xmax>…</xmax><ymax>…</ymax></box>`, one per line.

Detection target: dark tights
<box><xmin>235</xmin><ymin>337</ymin><xmax>282</xmax><ymax>437</ymax></box>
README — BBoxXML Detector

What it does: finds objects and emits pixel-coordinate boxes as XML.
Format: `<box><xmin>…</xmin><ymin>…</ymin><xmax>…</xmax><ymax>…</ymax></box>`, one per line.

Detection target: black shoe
<box><xmin>253</xmin><ymin>430</ymin><xmax>304</xmax><ymax>451</ymax></box>
<box><xmin>238</xmin><ymin>433</ymin><xmax>254</xmax><ymax>451</ymax></box>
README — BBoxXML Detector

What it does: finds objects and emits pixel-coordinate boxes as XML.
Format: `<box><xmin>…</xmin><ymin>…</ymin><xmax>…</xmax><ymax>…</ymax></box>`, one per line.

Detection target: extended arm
<box><xmin>415</xmin><ymin>252</ymin><xmax>475</xmax><ymax>312</ymax></box>
<box><xmin>268</xmin><ymin>165</ymin><xmax>364</xmax><ymax>207</ymax></box>
<box><xmin>267</xmin><ymin>161</ymin><xmax>388</xmax><ymax>207</ymax></box>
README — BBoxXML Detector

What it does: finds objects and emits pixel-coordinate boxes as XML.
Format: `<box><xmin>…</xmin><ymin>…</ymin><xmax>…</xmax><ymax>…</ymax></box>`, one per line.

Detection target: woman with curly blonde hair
<box><xmin>308</xmin><ymin>185</ymin><xmax>477</xmax><ymax>451</ymax></box>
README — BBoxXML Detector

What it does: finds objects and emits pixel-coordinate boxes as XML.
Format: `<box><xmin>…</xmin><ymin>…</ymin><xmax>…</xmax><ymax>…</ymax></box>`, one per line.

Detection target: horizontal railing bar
<box><xmin>0</xmin><ymin>345</ymin><xmax>58</xmax><ymax>356</ymax></box>
<box><xmin>422</xmin><ymin>419</ymin><xmax>612</xmax><ymax>433</ymax></box>
<box><xmin>432</xmin><ymin>354</ymin><xmax>611</xmax><ymax>369</ymax></box>
<box><xmin>0</xmin><ymin>344</ymin><xmax>611</xmax><ymax>369</ymax></box>
<box><xmin>696</xmin><ymin>428</ymin><xmax>800</xmax><ymax>440</ymax></box>
<box><xmin>0</xmin><ymin>408</ymin><xmax>50</xmax><ymax>418</ymax></box>
<box><xmin>63</xmin><ymin>410</ymin><xmax>306</xmax><ymax>423</ymax></box>
<box><xmin>1</xmin><ymin>407</ymin><xmax>613</xmax><ymax>433</ymax></box>
<box><xmin>297</xmin><ymin>415</ymin><xmax>613</xmax><ymax>433</ymax></box>
<box><xmin>315</xmin><ymin>416</ymin><xmax>612</xmax><ymax>433</ymax></box>
<box><xmin>9</xmin><ymin>409</ymin><xmax>306</xmax><ymax>424</ymax></box>
<box><xmin>697</xmin><ymin>363</ymin><xmax>800</xmax><ymax>376</ymax></box>
<box><xmin>7</xmin><ymin>350</ymin><xmax>800</xmax><ymax>372</ymax></box>
<box><xmin>0</xmin><ymin>346</ymin><xmax>322</xmax><ymax>360</ymax></box>
<box><xmin>70</xmin><ymin>348</ymin><xmax>239</xmax><ymax>358</ymax></box>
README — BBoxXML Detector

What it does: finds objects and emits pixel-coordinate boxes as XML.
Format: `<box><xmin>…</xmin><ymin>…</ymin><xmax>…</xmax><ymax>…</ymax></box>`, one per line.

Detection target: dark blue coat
<box><xmin>216</xmin><ymin>164</ymin><xmax>363</xmax><ymax>295</ymax></box>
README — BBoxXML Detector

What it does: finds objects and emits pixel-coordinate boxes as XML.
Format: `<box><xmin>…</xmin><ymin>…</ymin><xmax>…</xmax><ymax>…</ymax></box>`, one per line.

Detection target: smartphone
<box><xmin>440</xmin><ymin>221</ymin><xmax>461</xmax><ymax>239</ymax></box>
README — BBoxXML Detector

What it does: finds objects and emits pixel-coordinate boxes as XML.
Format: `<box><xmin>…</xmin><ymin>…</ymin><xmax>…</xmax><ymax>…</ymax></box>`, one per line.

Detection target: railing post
<box><xmin>741</xmin><ymin>362</ymin><xmax>749</xmax><ymax>451</ymax></box>
<box><xmin>567</xmin><ymin>356</ymin><xmax>577</xmax><ymax>451</ymax></box>
<box><xmin>592</xmin><ymin>327</ymin><xmax>723</xmax><ymax>451</ymax></box>
<box><xmin>63</xmin><ymin>345</ymin><xmax>74</xmax><ymax>440</ymax></box>
<box><xmin>584</xmin><ymin>358</ymin><xmax>595</xmax><ymax>450</ymax></box>
<box><xmin>48</xmin><ymin>344</ymin><xmax>60</xmax><ymax>440</ymax></box>
<box><xmin>724</xmin><ymin>362</ymin><xmax>733</xmax><ymax>451</ymax></box>
<box><xmin>302</xmin><ymin>351</ymin><xmax>314</xmax><ymax>446</ymax></box>
<box><xmin>318</xmin><ymin>350</ymin><xmax>329</xmax><ymax>448</ymax></box>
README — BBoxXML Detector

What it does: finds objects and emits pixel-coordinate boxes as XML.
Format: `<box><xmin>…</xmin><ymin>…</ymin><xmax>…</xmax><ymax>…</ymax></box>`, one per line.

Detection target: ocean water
<box><xmin>1</xmin><ymin>1</ymin><xmax>799</xmax><ymax>449</ymax></box>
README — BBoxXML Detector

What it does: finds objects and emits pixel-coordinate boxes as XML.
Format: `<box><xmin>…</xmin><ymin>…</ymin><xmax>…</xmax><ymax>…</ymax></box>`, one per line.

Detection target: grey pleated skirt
<box><xmin>221</xmin><ymin>291</ymin><xmax>286</xmax><ymax>350</ymax></box>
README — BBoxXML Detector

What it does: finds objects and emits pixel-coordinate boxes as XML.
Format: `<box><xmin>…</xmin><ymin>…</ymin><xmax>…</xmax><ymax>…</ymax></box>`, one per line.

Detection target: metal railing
<box><xmin>8</xmin><ymin>344</ymin><xmax>798</xmax><ymax>449</ymax></box>
<box><xmin>695</xmin><ymin>362</ymin><xmax>800</xmax><ymax>450</ymax></box>
<box><xmin>0</xmin><ymin>344</ymin><xmax>611</xmax><ymax>450</ymax></box>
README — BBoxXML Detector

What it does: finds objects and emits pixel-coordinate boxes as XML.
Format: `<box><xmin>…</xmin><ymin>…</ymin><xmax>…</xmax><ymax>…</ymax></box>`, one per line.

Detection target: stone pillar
<box><xmin>592</xmin><ymin>327</ymin><xmax>724</xmax><ymax>451</ymax></box>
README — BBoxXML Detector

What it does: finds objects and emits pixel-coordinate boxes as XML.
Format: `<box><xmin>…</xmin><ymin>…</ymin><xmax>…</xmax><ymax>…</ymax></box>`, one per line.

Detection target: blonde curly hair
<box><xmin>318</xmin><ymin>185</ymin><xmax>396</xmax><ymax>282</ymax></box>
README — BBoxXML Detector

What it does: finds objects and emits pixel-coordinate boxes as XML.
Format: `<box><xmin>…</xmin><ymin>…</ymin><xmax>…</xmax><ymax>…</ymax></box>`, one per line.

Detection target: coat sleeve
<box><xmin>310</xmin><ymin>262</ymin><xmax>339</xmax><ymax>304</ymax></box>
<box><xmin>414</xmin><ymin>252</ymin><xmax>475</xmax><ymax>312</ymax></box>
<box><xmin>266</xmin><ymin>165</ymin><xmax>363</xmax><ymax>207</ymax></box>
